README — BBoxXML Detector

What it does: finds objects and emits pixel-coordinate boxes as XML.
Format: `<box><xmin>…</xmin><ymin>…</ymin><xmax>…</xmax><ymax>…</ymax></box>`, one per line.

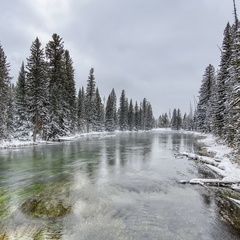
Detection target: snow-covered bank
<box><xmin>179</xmin><ymin>132</ymin><xmax>240</xmax><ymax>188</ymax></box>
<box><xmin>0</xmin><ymin>131</ymin><xmax>116</xmax><ymax>149</ymax></box>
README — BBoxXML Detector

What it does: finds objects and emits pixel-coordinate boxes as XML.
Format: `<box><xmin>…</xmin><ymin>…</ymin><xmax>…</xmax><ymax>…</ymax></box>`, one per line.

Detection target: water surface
<box><xmin>0</xmin><ymin>131</ymin><xmax>239</xmax><ymax>239</ymax></box>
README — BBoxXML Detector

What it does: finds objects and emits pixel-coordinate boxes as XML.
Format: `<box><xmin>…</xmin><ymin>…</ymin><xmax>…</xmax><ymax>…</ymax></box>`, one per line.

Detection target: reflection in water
<box><xmin>0</xmin><ymin>131</ymin><xmax>240</xmax><ymax>239</ymax></box>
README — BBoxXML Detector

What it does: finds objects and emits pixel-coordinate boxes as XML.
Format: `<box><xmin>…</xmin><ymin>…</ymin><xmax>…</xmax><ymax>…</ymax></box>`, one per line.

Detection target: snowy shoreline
<box><xmin>178</xmin><ymin>131</ymin><xmax>240</xmax><ymax>189</ymax></box>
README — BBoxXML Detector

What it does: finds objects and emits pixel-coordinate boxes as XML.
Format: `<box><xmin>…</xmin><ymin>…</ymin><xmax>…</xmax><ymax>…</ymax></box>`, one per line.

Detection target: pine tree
<box><xmin>26</xmin><ymin>37</ymin><xmax>49</xmax><ymax>142</ymax></box>
<box><xmin>46</xmin><ymin>33</ymin><xmax>68</xmax><ymax>139</ymax></box>
<box><xmin>213</xmin><ymin>23</ymin><xmax>233</xmax><ymax>137</ymax></box>
<box><xmin>196</xmin><ymin>64</ymin><xmax>216</xmax><ymax>132</ymax></box>
<box><xmin>228</xmin><ymin>20</ymin><xmax>240</xmax><ymax>149</ymax></box>
<box><xmin>64</xmin><ymin>49</ymin><xmax>76</xmax><ymax>132</ymax></box>
<box><xmin>176</xmin><ymin>109</ymin><xmax>182</xmax><ymax>130</ymax></box>
<box><xmin>171</xmin><ymin>109</ymin><xmax>177</xmax><ymax>130</ymax></box>
<box><xmin>134</xmin><ymin>101</ymin><xmax>140</xmax><ymax>130</ymax></box>
<box><xmin>85</xmin><ymin>68</ymin><xmax>96</xmax><ymax>132</ymax></box>
<box><xmin>146</xmin><ymin>102</ymin><xmax>154</xmax><ymax>130</ymax></box>
<box><xmin>15</xmin><ymin>62</ymin><xmax>30</xmax><ymax>139</ymax></box>
<box><xmin>94</xmin><ymin>87</ymin><xmax>104</xmax><ymax>131</ymax></box>
<box><xmin>105</xmin><ymin>89</ymin><xmax>117</xmax><ymax>132</ymax></box>
<box><xmin>0</xmin><ymin>43</ymin><xmax>12</xmax><ymax>140</ymax></box>
<box><xmin>119</xmin><ymin>90</ymin><xmax>128</xmax><ymax>131</ymax></box>
<box><xmin>128</xmin><ymin>99</ymin><xmax>134</xmax><ymax>131</ymax></box>
<box><xmin>77</xmin><ymin>87</ymin><xmax>86</xmax><ymax>132</ymax></box>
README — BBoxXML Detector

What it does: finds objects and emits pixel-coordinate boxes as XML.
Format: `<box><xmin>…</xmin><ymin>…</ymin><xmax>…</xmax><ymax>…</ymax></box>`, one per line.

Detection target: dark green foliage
<box><xmin>64</xmin><ymin>50</ymin><xmax>76</xmax><ymax>132</ymax></box>
<box><xmin>0</xmin><ymin>43</ymin><xmax>12</xmax><ymax>140</ymax></box>
<box><xmin>128</xmin><ymin>99</ymin><xmax>134</xmax><ymax>131</ymax></box>
<box><xmin>77</xmin><ymin>87</ymin><xmax>86</xmax><ymax>132</ymax></box>
<box><xmin>134</xmin><ymin>101</ymin><xmax>140</xmax><ymax>130</ymax></box>
<box><xmin>46</xmin><ymin>33</ymin><xmax>69</xmax><ymax>139</ymax></box>
<box><xmin>158</xmin><ymin>113</ymin><xmax>169</xmax><ymax>128</ymax></box>
<box><xmin>94</xmin><ymin>87</ymin><xmax>104</xmax><ymax>131</ymax></box>
<box><xmin>171</xmin><ymin>108</ymin><xmax>182</xmax><ymax>130</ymax></box>
<box><xmin>196</xmin><ymin>64</ymin><xmax>216</xmax><ymax>133</ymax></box>
<box><xmin>26</xmin><ymin>37</ymin><xmax>49</xmax><ymax>142</ymax></box>
<box><xmin>119</xmin><ymin>90</ymin><xmax>128</xmax><ymax>131</ymax></box>
<box><xmin>105</xmin><ymin>89</ymin><xmax>117</xmax><ymax>132</ymax></box>
<box><xmin>85</xmin><ymin>68</ymin><xmax>96</xmax><ymax>133</ymax></box>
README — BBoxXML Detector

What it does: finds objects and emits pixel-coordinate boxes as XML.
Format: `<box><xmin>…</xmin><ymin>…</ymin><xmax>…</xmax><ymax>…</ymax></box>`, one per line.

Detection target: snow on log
<box><xmin>189</xmin><ymin>178</ymin><xmax>240</xmax><ymax>186</ymax></box>
<box><xmin>180</xmin><ymin>152</ymin><xmax>199</xmax><ymax>160</ymax></box>
<box><xmin>205</xmin><ymin>164</ymin><xmax>227</xmax><ymax>177</ymax></box>
<box><xmin>227</xmin><ymin>197</ymin><xmax>240</xmax><ymax>206</ymax></box>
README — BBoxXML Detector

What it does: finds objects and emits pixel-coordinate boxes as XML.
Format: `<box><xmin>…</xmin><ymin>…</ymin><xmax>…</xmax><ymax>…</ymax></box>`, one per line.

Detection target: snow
<box><xmin>0</xmin><ymin>132</ymin><xmax>116</xmax><ymax>149</ymax></box>
<box><xmin>179</xmin><ymin>131</ymin><xmax>240</xmax><ymax>189</ymax></box>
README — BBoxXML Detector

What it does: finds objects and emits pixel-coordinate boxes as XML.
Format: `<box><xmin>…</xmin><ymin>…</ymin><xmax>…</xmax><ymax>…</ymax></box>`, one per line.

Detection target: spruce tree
<box><xmin>128</xmin><ymin>99</ymin><xmax>134</xmax><ymax>131</ymax></box>
<box><xmin>146</xmin><ymin>102</ymin><xmax>154</xmax><ymax>130</ymax></box>
<box><xmin>119</xmin><ymin>90</ymin><xmax>128</xmax><ymax>131</ymax></box>
<box><xmin>26</xmin><ymin>37</ymin><xmax>49</xmax><ymax>142</ymax></box>
<box><xmin>15</xmin><ymin>62</ymin><xmax>30</xmax><ymax>138</ymax></box>
<box><xmin>46</xmin><ymin>33</ymin><xmax>68</xmax><ymax>139</ymax></box>
<box><xmin>196</xmin><ymin>64</ymin><xmax>216</xmax><ymax>132</ymax></box>
<box><xmin>134</xmin><ymin>101</ymin><xmax>140</xmax><ymax>131</ymax></box>
<box><xmin>0</xmin><ymin>43</ymin><xmax>12</xmax><ymax>140</ymax></box>
<box><xmin>85</xmin><ymin>68</ymin><xmax>96</xmax><ymax>132</ymax></box>
<box><xmin>171</xmin><ymin>109</ymin><xmax>177</xmax><ymax>130</ymax></box>
<box><xmin>94</xmin><ymin>87</ymin><xmax>104</xmax><ymax>131</ymax></box>
<box><xmin>77</xmin><ymin>87</ymin><xmax>86</xmax><ymax>132</ymax></box>
<box><xmin>64</xmin><ymin>49</ymin><xmax>76</xmax><ymax>132</ymax></box>
<box><xmin>105</xmin><ymin>89</ymin><xmax>117</xmax><ymax>132</ymax></box>
<box><xmin>228</xmin><ymin>21</ymin><xmax>240</xmax><ymax>149</ymax></box>
<box><xmin>213</xmin><ymin>23</ymin><xmax>233</xmax><ymax>137</ymax></box>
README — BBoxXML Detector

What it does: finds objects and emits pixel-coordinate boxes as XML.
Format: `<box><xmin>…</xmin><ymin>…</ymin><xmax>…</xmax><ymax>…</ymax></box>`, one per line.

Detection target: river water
<box><xmin>0</xmin><ymin>130</ymin><xmax>240</xmax><ymax>239</ymax></box>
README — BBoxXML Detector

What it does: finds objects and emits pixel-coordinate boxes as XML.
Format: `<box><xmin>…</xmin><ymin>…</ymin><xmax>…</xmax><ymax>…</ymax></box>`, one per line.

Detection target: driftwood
<box><xmin>179</xmin><ymin>178</ymin><xmax>240</xmax><ymax>187</ymax></box>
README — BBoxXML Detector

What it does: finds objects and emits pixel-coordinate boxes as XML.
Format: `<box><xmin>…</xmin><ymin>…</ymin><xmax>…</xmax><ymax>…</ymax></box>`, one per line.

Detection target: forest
<box><xmin>0</xmin><ymin>34</ymin><xmax>154</xmax><ymax>142</ymax></box>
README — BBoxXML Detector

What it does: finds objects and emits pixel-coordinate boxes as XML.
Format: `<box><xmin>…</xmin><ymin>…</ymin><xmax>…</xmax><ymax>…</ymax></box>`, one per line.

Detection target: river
<box><xmin>0</xmin><ymin>130</ymin><xmax>239</xmax><ymax>239</ymax></box>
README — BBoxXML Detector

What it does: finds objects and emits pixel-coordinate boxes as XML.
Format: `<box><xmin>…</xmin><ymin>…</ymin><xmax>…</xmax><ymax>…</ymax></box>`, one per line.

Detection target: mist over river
<box><xmin>0</xmin><ymin>130</ymin><xmax>239</xmax><ymax>239</ymax></box>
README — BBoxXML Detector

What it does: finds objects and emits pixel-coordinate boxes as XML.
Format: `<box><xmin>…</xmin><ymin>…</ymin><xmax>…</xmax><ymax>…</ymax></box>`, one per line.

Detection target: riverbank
<box><xmin>179</xmin><ymin>131</ymin><xmax>240</xmax><ymax>189</ymax></box>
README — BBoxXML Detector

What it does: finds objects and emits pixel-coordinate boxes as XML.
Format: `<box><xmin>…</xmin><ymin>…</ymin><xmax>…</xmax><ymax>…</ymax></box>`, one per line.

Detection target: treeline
<box><xmin>157</xmin><ymin>3</ymin><xmax>240</xmax><ymax>151</ymax></box>
<box><xmin>157</xmin><ymin>106</ymin><xmax>195</xmax><ymax>131</ymax></box>
<box><xmin>195</xmin><ymin>3</ymin><xmax>240</xmax><ymax>151</ymax></box>
<box><xmin>0</xmin><ymin>34</ymin><xmax>154</xmax><ymax>142</ymax></box>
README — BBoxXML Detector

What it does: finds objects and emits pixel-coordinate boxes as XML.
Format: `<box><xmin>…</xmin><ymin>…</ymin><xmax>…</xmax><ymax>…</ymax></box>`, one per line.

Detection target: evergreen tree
<box><xmin>128</xmin><ymin>99</ymin><xmax>134</xmax><ymax>131</ymax></box>
<box><xmin>119</xmin><ymin>90</ymin><xmax>128</xmax><ymax>131</ymax></box>
<box><xmin>105</xmin><ymin>89</ymin><xmax>117</xmax><ymax>132</ymax></box>
<box><xmin>228</xmin><ymin>20</ymin><xmax>240</xmax><ymax>149</ymax></box>
<box><xmin>77</xmin><ymin>87</ymin><xmax>86</xmax><ymax>132</ymax></box>
<box><xmin>46</xmin><ymin>33</ymin><xmax>68</xmax><ymax>139</ymax></box>
<box><xmin>176</xmin><ymin>109</ymin><xmax>182</xmax><ymax>130</ymax></box>
<box><xmin>94</xmin><ymin>87</ymin><xmax>104</xmax><ymax>131</ymax></box>
<box><xmin>196</xmin><ymin>64</ymin><xmax>216</xmax><ymax>132</ymax></box>
<box><xmin>85</xmin><ymin>68</ymin><xmax>96</xmax><ymax>132</ymax></box>
<box><xmin>64</xmin><ymin>49</ymin><xmax>76</xmax><ymax>132</ymax></box>
<box><xmin>0</xmin><ymin>43</ymin><xmax>12</xmax><ymax>140</ymax></box>
<box><xmin>146</xmin><ymin>102</ymin><xmax>154</xmax><ymax>130</ymax></box>
<box><xmin>26</xmin><ymin>37</ymin><xmax>49</xmax><ymax>142</ymax></box>
<box><xmin>15</xmin><ymin>62</ymin><xmax>30</xmax><ymax>139</ymax></box>
<box><xmin>171</xmin><ymin>109</ymin><xmax>177</xmax><ymax>130</ymax></box>
<box><xmin>142</xmin><ymin>98</ymin><xmax>148</xmax><ymax>130</ymax></box>
<box><xmin>213</xmin><ymin>23</ymin><xmax>233</xmax><ymax>137</ymax></box>
<box><xmin>134</xmin><ymin>101</ymin><xmax>140</xmax><ymax>130</ymax></box>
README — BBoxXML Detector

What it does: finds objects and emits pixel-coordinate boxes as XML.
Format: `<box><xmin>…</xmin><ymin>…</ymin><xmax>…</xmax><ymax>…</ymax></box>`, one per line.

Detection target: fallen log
<box><xmin>178</xmin><ymin>178</ymin><xmax>240</xmax><ymax>187</ymax></box>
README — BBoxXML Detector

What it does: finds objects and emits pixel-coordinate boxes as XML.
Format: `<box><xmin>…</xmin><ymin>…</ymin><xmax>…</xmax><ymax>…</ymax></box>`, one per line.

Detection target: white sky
<box><xmin>1</xmin><ymin>0</ymin><xmax>239</xmax><ymax>117</ymax></box>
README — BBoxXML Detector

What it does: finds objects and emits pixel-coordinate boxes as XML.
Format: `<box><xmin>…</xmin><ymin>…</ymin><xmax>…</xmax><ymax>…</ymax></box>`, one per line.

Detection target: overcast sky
<box><xmin>1</xmin><ymin>0</ymin><xmax>238</xmax><ymax>117</ymax></box>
